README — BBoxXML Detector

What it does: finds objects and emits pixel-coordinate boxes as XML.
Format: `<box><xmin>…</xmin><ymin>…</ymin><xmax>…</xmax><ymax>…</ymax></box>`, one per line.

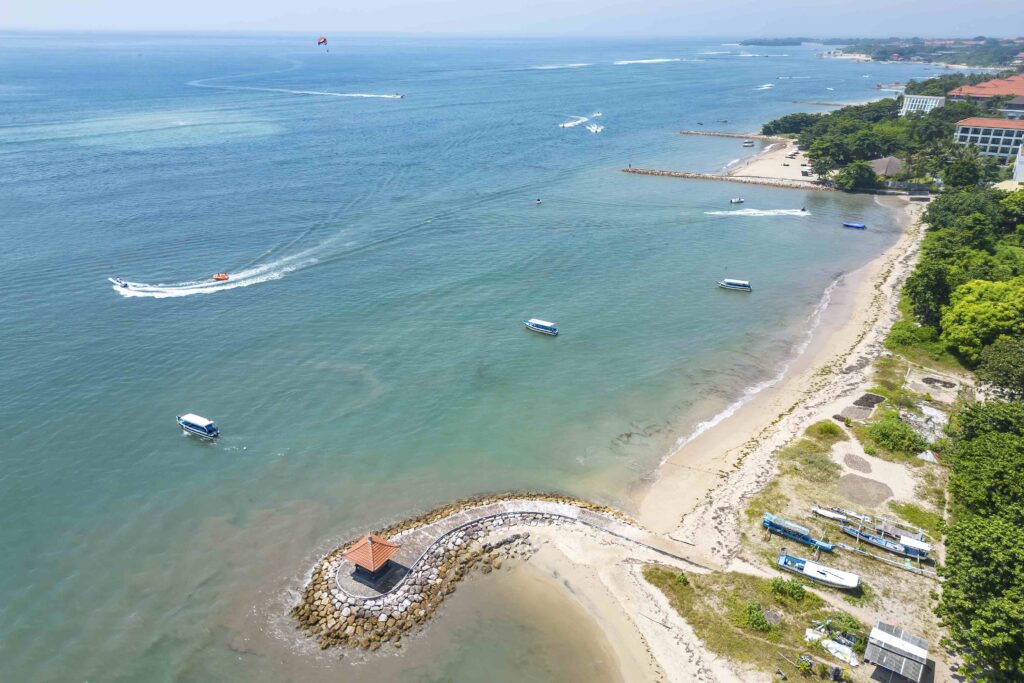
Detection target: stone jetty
<box><xmin>678</xmin><ymin>130</ymin><xmax>783</xmax><ymax>140</ymax></box>
<box><xmin>292</xmin><ymin>492</ymin><xmax>693</xmax><ymax>651</ymax></box>
<box><xmin>622</xmin><ymin>167</ymin><xmax>834</xmax><ymax>191</ymax></box>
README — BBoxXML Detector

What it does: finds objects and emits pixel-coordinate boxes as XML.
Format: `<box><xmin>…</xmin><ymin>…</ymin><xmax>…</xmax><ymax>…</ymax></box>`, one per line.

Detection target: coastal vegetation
<box><xmin>903</xmin><ymin>70</ymin><xmax>1022</xmax><ymax>96</ymax></box>
<box><xmin>643</xmin><ymin>565</ymin><xmax>864</xmax><ymax>679</ymax></box>
<box><xmin>843</xmin><ymin>38</ymin><xmax>1024</xmax><ymax>67</ymax></box>
<box><xmin>937</xmin><ymin>401</ymin><xmax>1024</xmax><ymax>680</ymax></box>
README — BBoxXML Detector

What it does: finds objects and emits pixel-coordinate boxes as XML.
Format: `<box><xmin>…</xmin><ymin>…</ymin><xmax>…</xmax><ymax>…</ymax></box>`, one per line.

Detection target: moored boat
<box><xmin>523</xmin><ymin>318</ymin><xmax>558</xmax><ymax>336</ymax></box>
<box><xmin>777</xmin><ymin>551</ymin><xmax>861</xmax><ymax>589</ymax></box>
<box><xmin>763</xmin><ymin>513</ymin><xmax>834</xmax><ymax>552</ymax></box>
<box><xmin>729</xmin><ymin>197</ymin><xmax>745</xmax><ymax>204</ymax></box>
<box><xmin>842</xmin><ymin>222</ymin><xmax>866</xmax><ymax>230</ymax></box>
<box><xmin>718</xmin><ymin>278</ymin><xmax>752</xmax><ymax>292</ymax></box>
<box><xmin>743</xmin><ymin>139</ymin><xmax>755</xmax><ymax>147</ymax></box>
<box><xmin>177</xmin><ymin>413</ymin><xmax>220</xmax><ymax>439</ymax></box>
<box><xmin>840</xmin><ymin>525</ymin><xmax>930</xmax><ymax>559</ymax></box>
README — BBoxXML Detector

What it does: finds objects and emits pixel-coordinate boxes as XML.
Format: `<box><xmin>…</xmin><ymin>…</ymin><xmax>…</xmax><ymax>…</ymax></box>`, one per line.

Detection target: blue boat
<box><xmin>842</xmin><ymin>222</ymin><xmax>866</xmax><ymax>230</ymax></box>
<box><xmin>523</xmin><ymin>318</ymin><xmax>558</xmax><ymax>336</ymax></box>
<box><xmin>763</xmin><ymin>513</ymin><xmax>834</xmax><ymax>552</ymax></box>
<box><xmin>840</xmin><ymin>525</ymin><xmax>930</xmax><ymax>559</ymax></box>
<box><xmin>717</xmin><ymin>278</ymin><xmax>752</xmax><ymax>292</ymax></box>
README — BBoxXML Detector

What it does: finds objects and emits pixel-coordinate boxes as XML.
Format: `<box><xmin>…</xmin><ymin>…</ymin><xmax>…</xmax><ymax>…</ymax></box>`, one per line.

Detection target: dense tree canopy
<box><xmin>940</xmin><ymin>277</ymin><xmax>1024</xmax><ymax>362</ymax></box>
<box><xmin>977</xmin><ymin>336</ymin><xmax>1024</xmax><ymax>398</ymax></box>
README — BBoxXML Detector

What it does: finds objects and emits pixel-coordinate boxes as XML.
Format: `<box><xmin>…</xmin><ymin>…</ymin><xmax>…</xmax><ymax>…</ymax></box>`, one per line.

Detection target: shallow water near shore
<box><xmin>0</xmin><ymin>33</ymin><xmax>942</xmax><ymax>681</ymax></box>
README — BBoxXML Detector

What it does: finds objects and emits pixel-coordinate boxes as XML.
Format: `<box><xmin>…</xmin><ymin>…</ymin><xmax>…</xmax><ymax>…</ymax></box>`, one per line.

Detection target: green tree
<box><xmin>977</xmin><ymin>336</ymin><xmax>1024</xmax><ymax>397</ymax></box>
<box><xmin>943</xmin><ymin>158</ymin><xmax>982</xmax><ymax>188</ymax></box>
<box><xmin>940</xmin><ymin>277</ymin><xmax>1024</xmax><ymax>363</ymax></box>
<box><xmin>904</xmin><ymin>261</ymin><xmax>952</xmax><ymax>327</ymax></box>
<box><xmin>833</xmin><ymin>161</ymin><xmax>878</xmax><ymax>190</ymax></box>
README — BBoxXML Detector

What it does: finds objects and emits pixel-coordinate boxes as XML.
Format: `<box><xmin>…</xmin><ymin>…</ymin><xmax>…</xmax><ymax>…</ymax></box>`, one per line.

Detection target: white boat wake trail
<box><xmin>614</xmin><ymin>58</ymin><xmax>681</xmax><ymax>65</ymax></box>
<box><xmin>704</xmin><ymin>209</ymin><xmax>810</xmax><ymax>217</ymax></box>
<box><xmin>187</xmin><ymin>57</ymin><xmax>403</xmax><ymax>99</ymax></box>
<box><xmin>112</xmin><ymin>250</ymin><xmax>319</xmax><ymax>298</ymax></box>
<box><xmin>559</xmin><ymin>115</ymin><xmax>590</xmax><ymax>128</ymax></box>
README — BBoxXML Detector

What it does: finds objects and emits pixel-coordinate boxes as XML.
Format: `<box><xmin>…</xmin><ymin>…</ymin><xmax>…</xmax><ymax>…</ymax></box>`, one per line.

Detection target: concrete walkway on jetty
<box><xmin>622</xmin><ymin>167</ymin><xmax>834</xmax><ymax>191</ymax></box>
<box><xmin>678</xmin><ymin>130</ymin><xmax>782</xmax><ymax>141</ymax></box>
<box><xmin>334</xmin><ymin>498</ymin><xmax>700</xmax><ymax>599</ymax></box>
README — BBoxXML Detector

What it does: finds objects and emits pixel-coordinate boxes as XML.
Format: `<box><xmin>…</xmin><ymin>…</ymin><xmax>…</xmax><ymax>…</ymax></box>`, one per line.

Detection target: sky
<box><xmin>2</xmin><ymin>0</ymin><xmax>1021</xmax><ymax>36</ymax></box>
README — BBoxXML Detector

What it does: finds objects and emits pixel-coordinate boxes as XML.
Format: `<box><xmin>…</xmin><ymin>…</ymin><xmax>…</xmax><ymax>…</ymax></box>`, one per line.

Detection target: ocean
<box><xmin>0</xmin><ymin>32</ymin><xmax>941</xmax><ymax>681</ymax></box>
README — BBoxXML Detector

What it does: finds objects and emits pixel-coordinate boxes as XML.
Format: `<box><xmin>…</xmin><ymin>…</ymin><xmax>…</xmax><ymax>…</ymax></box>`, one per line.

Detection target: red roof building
<box><xmin>955</xmin><ymin>117</ymin><xmax>1024</xmax><ymax>161</ymax></box>
<box><xmin>948</xmin><ymin>74</ymin><xmax>1024</xmax><ymax>101</ymax></box>
<box><xmin>342</xmin><ymin>534</ymin><xmax>400</xmax><ymax>572</ymax></box>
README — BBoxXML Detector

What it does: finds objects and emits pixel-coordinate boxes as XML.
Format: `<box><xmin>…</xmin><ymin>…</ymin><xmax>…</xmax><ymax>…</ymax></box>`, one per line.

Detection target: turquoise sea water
<box><xmin>0</xmin><ymin>33</ymin><xmax>944</xmax><ymax>681</ymax></box>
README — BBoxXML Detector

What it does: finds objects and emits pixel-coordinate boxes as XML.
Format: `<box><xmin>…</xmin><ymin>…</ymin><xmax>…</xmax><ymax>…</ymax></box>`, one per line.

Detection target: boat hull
<box><xmin>717</xmin><ymin>282</ymin><xmax>752</xmax><ymax>292</ymax></box>
<box><xmin>842</xmin><ymin>222</ymin><xmax>866</xmax><ymax>230</ymax></box>
<box><xmin>523</xmin><ymin>322</ymin><xmax>558</xmax><ymax>336</ymax></box>
<box><xmin>840</xmin><ymin>525</ymin><xmax>927</xmax><ymax>559</ymax></box>
<box><xmin>777</xmin><ymin>553</ymin><xmax>860</xmax><ymax>589</ymax></box>
<box><xmin>177</xmin><ymin>419</ymin><xmax>219</xmax><ymax>439</ymax></box>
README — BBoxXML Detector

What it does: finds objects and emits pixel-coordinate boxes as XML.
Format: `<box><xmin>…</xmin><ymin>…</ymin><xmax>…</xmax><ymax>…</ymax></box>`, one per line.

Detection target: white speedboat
<box><xmin>109</xmin><ymin>277</ymin><xmax>130</xmax><ymax>289</ymax></box>
<box><xmin>177</xmin><ymin>413</ymin><xmax>220</xmax><ymax>439</ymax></box>
<box><xmin>777</xmin><ymin>551</ymin><xmax>860</xmax><ymax>589</ymax></box>
<box><xmin>743</xmin><ymin>139</ymin><xmax>755</xmax><ymax>147</ymax></box>
<box><xmin>717</xmin><ymin>278</ymin><xmax>752</xmax><ymax>292</ymax></box>
<box><xmin>523</xmin><ymin>318</ymin><xmax>558</xmax><ymax>336</ymax></box>
<box><xmin>729</xmin><ymin>197</ymin><xmax>745</xmax><ymax>204</ymax></box>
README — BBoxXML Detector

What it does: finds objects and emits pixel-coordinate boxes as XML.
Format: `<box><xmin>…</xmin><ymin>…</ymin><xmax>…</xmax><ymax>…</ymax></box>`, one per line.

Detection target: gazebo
<box><xmin>343</xmin><ymin>533</ymin><xmax>400</xmax><ymax>577</ymax></box>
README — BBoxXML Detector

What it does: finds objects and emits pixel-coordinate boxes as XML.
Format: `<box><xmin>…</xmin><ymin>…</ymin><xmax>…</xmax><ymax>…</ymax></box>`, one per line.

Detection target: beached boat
<box><xmin>763</xmin><ymin>513</ymin><xmax>835</xmax><ymax>552</ymax></box>
<box><xmin>523</xmin><ymin>318</ymin><xmax>558</xmax><ymax>336</ymax></box>
<box><xmin>177</xmin><ymin>413</ymin><xmax>220</xmax><ymax>439</ymax></box>
<box><xmin>811</xmin><ymin>506</ymin><xmax>849</xmax><ymax>523</ymax></box>
<box><xmin>777</xmin><ymin>551</ymin><xmax>861</xmax><ymax>589</ymax></box>
<box><xmin>717</xmin><ymin>278</ymin><xmax>752</xmax><ymax>292</ymax></box>
<box><xmin>729</xmin><ymin>197</ymin><xmax>745</xmax><ymax>204</ymax></box>
<box><xmin>840</xmin><ymin>525</ymin><xmax>930</xmax><ymax>559</ymax></box>
<box><xmin>842</xmin><ymin>222</ymin><xmax>866</xmax><ymax>230</ymax></box>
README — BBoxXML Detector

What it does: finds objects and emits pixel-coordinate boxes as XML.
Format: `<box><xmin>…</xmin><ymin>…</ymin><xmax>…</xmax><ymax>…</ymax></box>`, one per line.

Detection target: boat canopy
<box><xmin>722</xmin><ymin>279</ymin><xmax>750</xmax><ymax>287</ymax></box>
<box><xmin>900</xmin><ymin>536</ymin><xmax>933</xmax><ymax>553</ymax></box>
<box><xmin>527</xmin><ymin>318</ymin><xmax>556</xmax><ymax>328</ymax></box>
<box><xmin>180</xmin><ymin>413</ymin><xmax>214</xmax><ymax>427</ymax></box>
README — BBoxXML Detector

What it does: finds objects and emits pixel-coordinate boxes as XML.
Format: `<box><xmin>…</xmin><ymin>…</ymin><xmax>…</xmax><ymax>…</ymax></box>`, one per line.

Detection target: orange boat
<box><xmin>212</xmin><ymin>273</ymin><xmax>229</xmax><ymax>281</ymax></box>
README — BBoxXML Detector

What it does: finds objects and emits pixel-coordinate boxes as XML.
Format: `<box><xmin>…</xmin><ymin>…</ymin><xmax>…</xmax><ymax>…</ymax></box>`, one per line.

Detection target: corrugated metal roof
<box><xmin>343</xmin><ymin>534</ymin><xmax>400</xmax><ymax>572</ymax></box>
<box><xmin>865</xmin><ymin>622</ymin><xmax>929</xmax><ymax>682</ymax></box>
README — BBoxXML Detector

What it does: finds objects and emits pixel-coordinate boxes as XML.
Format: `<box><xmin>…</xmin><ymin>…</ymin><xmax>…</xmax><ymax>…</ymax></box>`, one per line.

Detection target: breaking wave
<box><xmin>532</xmin><ymin>63</ymin><xmax>592</xmax><ymax>70</ymax></box>
<box><xmin>189</xmin><ymin>82</ymin><xmax>403</xmax><ymax>99</ymax></box>
<box><xmin>613</xmin><ymin>58</ymin><xmax>681</xmax><ymax>65</ymax></box>
<box><xmin>704</xmin><ymin>209</ymin><xmax>811</xmax><ymax>217</ymax></box>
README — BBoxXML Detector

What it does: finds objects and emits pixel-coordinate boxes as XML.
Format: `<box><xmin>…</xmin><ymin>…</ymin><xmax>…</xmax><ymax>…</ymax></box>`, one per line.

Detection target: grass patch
<box><xmin>805</xmin><ymin>420</ymin><xmax>848</xmax><ymax>447</ymax></box>
<box><xmin>884</xmin><ymin>302</ymin><xmax>965</xmax><ymax>373</ymax></box>
<box><xmin>643</xmin><ymin>565</ymin><xmax>865</xmax><ymax>677</ymax></box>
<box><xmin>916</xmin><ymin>467</ymin><xmax>947</xmax><ymax>514</ymax></box>
<box><xmin>841</xmin><ymin>580</ymin><xmax>874</xmax><ymax>608</ymax></box>
<box><xmin>745</xmin><ymin>480</ymin><xmax>790</xmax><ymax>523</ymax></box>
<box><xmin>888</xmin><ymin>501</ymin><xmax>944</xmax><ymax>539</ymax></box>
<box><xmin>851</xmin><ymin>411</ymin><xmax>927</xmax><ymax>463</ymax></box>
<box><xmin>778</xmin><ymin>439</ymin><xmax>841</xmax><ymax>483</ymax></box>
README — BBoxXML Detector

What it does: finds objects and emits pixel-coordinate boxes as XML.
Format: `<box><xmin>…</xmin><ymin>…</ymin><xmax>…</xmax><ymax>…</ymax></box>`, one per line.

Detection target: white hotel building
<box><xmin>899</xmin><ymin>95</ymin><xmax>944</xmax><ymax>116</ymax></box>
<box><xmin>954</xmin><ymin>118</ymin><xmax>1024</xmax><ymax>163</ymax></box>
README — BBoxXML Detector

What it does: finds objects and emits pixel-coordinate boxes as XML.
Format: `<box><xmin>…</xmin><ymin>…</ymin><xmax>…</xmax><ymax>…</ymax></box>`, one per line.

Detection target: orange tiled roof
<box><xmin>955</xmin><ymin>117</ymin><xmax>1024</xmax><ymax>131</ymax></box>
<box><xmin>343</xmin><ymin>534</ymin><xmax>400</xmax><ymax>571</ymax></box>
<box><xmin>949</xmin><ymin>74</ymin><xmax>1024</xmax><ymax>99</ymax></box>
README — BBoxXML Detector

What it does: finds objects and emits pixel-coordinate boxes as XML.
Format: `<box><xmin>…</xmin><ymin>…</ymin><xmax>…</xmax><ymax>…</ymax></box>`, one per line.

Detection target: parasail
<box><xmin>317</xmin><ymin>37</ymin><xmax>327</xmax><ymax>46</ymax></box>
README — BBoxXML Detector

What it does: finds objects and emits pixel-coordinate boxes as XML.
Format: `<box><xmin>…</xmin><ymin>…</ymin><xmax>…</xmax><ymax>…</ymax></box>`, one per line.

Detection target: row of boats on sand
<box><xmin>762</xmin><ymin>508</ymin><xmax>934</xmax><ymax>590</ymax></box>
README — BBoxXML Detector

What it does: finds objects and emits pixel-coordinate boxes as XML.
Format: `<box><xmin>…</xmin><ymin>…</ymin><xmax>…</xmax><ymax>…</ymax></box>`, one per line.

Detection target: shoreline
<box><xmin>637</xmin><ymin>196</ymin><xmax>924</xmax><ymax>541</ymax></box>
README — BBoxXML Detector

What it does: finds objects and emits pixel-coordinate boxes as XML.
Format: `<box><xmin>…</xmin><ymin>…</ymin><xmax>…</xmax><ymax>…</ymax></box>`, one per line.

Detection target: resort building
<box><xmin>1005</xmin><ymin>96</ymin><xmax>1024</xmax><ymax>120</ymax></box>
<box><xmin>899</xmin><ymin>95</ymin><xmax>944</xmax><ymax>116</ymax></box>
<box><xmin>1015</xmin><ymin>147</ymin><xmax>1024</xmax><ymax>182</ymax></box>
<box><xmin>954</xmin><ymin>117</ymin><xmax>1024</xmax><ymax>162</ymax></box>
<box><xmin>863</xmin><ymin>622</ymin><xmax>930</xmax><ymax>683</ymax></box>
<box><xmin>947</xmin><ymin>73</ymin><xmax>1024</xmax><ymax>104</ymax></box>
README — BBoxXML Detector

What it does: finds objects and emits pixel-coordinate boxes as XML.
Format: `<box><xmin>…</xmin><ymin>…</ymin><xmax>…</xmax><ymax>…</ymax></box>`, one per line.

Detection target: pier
<box><xmin>622</xmin><ymin>167</ymin><xmax>834</xmax><ymax>191</ymax></box>
<box><xmin>678</xmin><ymin>130</ymin><xmax>783</xmax><ymax>140</ymax></box>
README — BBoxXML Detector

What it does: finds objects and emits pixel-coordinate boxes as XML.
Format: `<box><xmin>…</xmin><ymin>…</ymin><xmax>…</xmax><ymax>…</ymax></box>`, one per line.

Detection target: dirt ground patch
<box><xmin>838</xmin><ymin>473</ymin><xmax>893</xmax><ymax>507</ymax></box>
<box><xmin>843</xmin><ymin>452</ymin><xmax>872</xmax><ymax>473</ymax></box>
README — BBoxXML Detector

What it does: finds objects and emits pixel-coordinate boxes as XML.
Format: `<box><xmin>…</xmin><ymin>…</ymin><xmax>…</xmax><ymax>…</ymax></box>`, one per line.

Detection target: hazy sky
<box><xmin>3</xmin><ymin>0</ymin><xmax>1020</xmax><ymax>36</ymax></box>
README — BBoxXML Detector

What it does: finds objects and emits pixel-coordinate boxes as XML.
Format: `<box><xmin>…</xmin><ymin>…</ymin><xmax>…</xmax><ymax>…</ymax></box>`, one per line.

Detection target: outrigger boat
<box><xmin>840</xmin><ymin>525</ymin><xmax>931</xmax><ymax>559</ymax></box>
<box><xmin>176</xmin><ymin>413</ymin><xmax>220</xmax><ymax>439</ymax></box>
<box><xmin>763</xmin><ymin>513</ymin><xmax>834</xmax><ymax>552</ymax></box>
<box><xmin>777</xmin><ymin>551</ymin><xmax>860</xmax><ymax>589</ymax></box>
<box><xmin>523</xmin><ymin>318</ymin><xmax>558</xmax><ymax>336</ymax></box>
<box><xmin>842</xmin><ymin>222</ymin><xmax>866</xmax><ymax>230</ymax></box>
<box><xmin>718</xmin><ymin>278</ymin><xmax>752</xmax><ymax>292</ymax></box>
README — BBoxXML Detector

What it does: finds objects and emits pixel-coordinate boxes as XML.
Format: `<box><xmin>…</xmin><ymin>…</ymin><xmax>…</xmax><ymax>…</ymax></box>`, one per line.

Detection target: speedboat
<box><xmin>523</xmin><ymin>318</ymin><xmax>558</xmax><ymax>336</ymax></box>
<box><xmin>742</xmin><ymin>140</ymin><xmax>755</xmax><ymax>147</ymax></box>
<box><xmin>729</xmin><ymin>197</ymin><xmax>745</xmax><ymax>204</ymax></box>
<box><xmin>842</xmin><ymin>222</ymin><xmax>866</xmax><ymax>230</ymax></box>
<box><xmin>717</xmin><ymin>278</ymin><xmax>752</xmax><ymax>292</ymax></box>
<box><xmin>212</xmin><ymin>273</ymin><xmax>230</xmax><ymax>281</ymax></box>
<box><xmin>777</xmin><ymin>551</ymin><xmax>860</xmax><ymax>589</ymax></box>
<box><xmin>177</xmin><ymin>413</ymin><xmax>220</xmax><ymax>439</ymax></box>
<box><xmin>108</xmin><ymin>277</ymin><xmax>130</xmax><ymax>289</ymax></box>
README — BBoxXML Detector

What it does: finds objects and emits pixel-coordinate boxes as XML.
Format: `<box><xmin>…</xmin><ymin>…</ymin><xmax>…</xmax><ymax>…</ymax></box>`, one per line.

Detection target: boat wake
<box><xmin>559</xmin><ymin>115</ymin><xmax>590</xmax><ymax>128</ymax></box>
<box><xmin>613</xmin><ymin>58</ymin><xmax>681</xmax><ymax>65</ymax></box>
<box><xmin>111</xmin><ymin>250</ymin><xmax>319</xmax><ymax>298</ymax></box>
<box><xmin>704</xmin><ymin>209</ymin><xmax>810</xmax><ymax>217</ymax></box>
<box><xmin>532</xmin><ymin>63</ymin><xmax>592</xmax><ymax>70</ymax></box>
<box><xmin>189</xmin><ymin>82</ymin><xmax>403</xmax><ymax>99</ymax></box>
<box><xmin>756</xmin><ymin>83</ymin><xmax>775</xmax><ymax>90</ymax></box>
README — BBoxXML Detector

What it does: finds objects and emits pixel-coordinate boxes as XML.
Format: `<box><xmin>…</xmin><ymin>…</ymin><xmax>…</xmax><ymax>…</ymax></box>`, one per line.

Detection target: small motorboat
<box><xmin>108</xmin><ymin>277</ymin><xmax>130</xmax><ymax>289</ymax></box>
<box><xmin>523</xmin><ymin>318</ymin><xmax>558</xmax><ymax>336</ymax></box>
<box><xmin>742</xmin><ymin>139</ymin><xmax>755</xmax><ymax>147</ymax></box>
<box><xmin>177</xmin><ymin>413</ymin><xmax>220</xmax><ymax>439</ymax></box>
<box><xmin>777</xmin><ymin>551</ymin><xmax>860</xmax><ymax>589</ymax></box>
<box><xmin>717</xmin><ymin>278</ymin><xmax>752</xmax><ymax>292</ymax></box>
<box><xmin>212</xmin><ymin>273</ymin><xmax>230</xmax><ymax>281</ymax></box>
<box><xmin>729</xmin><ymin>198</ymin><xmax>745</xmax><ymax>204</ymax></box>
<box><xmin>842</xmin><ymin>222</ymin><xmax>866</xmax><ymax>230</ymax></box>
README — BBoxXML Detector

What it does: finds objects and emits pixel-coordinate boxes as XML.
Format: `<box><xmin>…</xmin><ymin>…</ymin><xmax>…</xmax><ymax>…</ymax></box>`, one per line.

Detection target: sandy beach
<box><xmin>728</xmin><ymin>139</ymin><xmax>818</xmax><ymax>183</ymax></box>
